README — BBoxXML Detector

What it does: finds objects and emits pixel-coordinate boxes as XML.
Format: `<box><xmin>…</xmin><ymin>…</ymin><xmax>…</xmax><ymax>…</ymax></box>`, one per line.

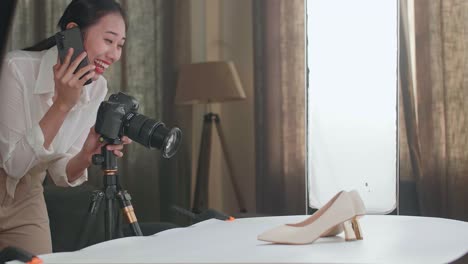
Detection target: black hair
<box><xmin>23</xmin><ymin>0</ymin><xmax>127</xmax><ymax>51</ymax></box>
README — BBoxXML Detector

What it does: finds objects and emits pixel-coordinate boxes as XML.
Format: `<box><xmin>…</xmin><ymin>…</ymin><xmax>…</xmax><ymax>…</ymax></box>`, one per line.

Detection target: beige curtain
<box><xmin>6</xmin><ymin>0</ymin><xmax>192</xmax><ymax>223</ymax></box>
<box><xmin>401</xmin><ymin>0</ymin><xmax>468</xmax><ymax>221</ymax></box>
<box><xmin>253</xmin><ymin>0</ymin><xmax>306</xmax><ymax>215</ymax></box>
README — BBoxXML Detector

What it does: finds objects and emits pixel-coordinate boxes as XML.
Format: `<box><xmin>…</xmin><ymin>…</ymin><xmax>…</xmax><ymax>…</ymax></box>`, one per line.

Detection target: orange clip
<box><xmin>27</xmin><ymin>256</ymin><xmax>43</xmax><ymax>264</ymax></box>
<box><xmin>226</xmin><ymin>216</ymin><xmax>235</xmax><ymax>222</ymax></box>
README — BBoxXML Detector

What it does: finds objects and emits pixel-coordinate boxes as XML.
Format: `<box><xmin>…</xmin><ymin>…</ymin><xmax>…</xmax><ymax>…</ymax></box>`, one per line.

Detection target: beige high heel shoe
<box><xmin>321</xmin><ymin>190</ymin><xmax>365</xmax><ymax>239</ymax></box>
<box><xmin>258</xmin><ymin>190</ymin><xmax>366</xmax><ymax>244</ymax></box>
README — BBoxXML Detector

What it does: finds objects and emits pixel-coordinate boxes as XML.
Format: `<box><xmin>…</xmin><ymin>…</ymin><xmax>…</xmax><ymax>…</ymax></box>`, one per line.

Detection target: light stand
<box><xmin>175</xmin><ymin>61</ymin><xmax>247</xmax><ymax>215</ymax></box>
<box><xmin>77</xmin><ymin>144</ymin><xmax>142</xmax><ymax>248</ymax></box>
<box><xmin>192</xmin><ymin>112</ymin><xmax>247</xmax><ymax>214</ymax></box>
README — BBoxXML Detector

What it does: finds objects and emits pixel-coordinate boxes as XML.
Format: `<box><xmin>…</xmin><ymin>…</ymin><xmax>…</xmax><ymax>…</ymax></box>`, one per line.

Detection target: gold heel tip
<box><xmin>343</xmin><ymin>217</ymin><xmax>363</xmax><ymax>241</ymax></box>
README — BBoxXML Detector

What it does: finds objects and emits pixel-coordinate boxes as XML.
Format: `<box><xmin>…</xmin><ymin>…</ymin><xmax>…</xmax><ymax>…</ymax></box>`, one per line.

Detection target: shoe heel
<box><xmin>343</xmin><ymin>217</ymin><xmax>363</xmax><ymax>241</ymax></box>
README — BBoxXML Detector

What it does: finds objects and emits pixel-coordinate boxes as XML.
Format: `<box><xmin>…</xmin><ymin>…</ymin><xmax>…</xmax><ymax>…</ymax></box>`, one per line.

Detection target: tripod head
<box><xmin>92</xmin><ymin>140</ymin><xmax>118</xmax><ymax>173</ymax></box>
<box><xmin>91</xmin><ymin>141</ymin><xmax>120</xmax><ymax>204</ymax></box>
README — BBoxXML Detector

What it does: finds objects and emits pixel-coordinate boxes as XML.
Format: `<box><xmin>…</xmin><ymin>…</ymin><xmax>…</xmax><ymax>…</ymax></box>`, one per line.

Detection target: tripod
<box><xmin>192</xmin><ymin>112</ymin><xmax>247</xmax><ymax>214</ymax></box>
<box><xmin>77</xmin><ymin>145</ymin><xmax>142</xmax><ymax>249</ymax></box>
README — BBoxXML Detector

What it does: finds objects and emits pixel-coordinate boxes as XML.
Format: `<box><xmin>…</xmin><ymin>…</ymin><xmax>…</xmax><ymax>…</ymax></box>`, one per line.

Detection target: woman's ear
<box><xmin>65</xmin><ymin>22</ymin><xmax>79</xmax><ymax>29</ymax></box>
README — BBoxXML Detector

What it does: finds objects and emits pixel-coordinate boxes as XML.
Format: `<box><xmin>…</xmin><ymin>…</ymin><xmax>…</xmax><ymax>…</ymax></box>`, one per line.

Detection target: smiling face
<box><xmin>81</xmin><ymin>13</ymin><xmax>126</xmax><ymax>80</ymax></box>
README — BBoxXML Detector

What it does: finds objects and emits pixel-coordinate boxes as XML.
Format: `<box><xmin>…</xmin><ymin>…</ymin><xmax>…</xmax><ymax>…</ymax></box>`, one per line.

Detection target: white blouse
<box><xmin>0</xmin><ymin>47</ymin><xmax>108</xmax><ymax>198</ymax></box>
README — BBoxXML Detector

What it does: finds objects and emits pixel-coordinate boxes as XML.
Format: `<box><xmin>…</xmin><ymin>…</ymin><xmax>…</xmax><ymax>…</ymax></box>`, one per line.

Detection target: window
<box><xmin>306</xmin><ymin>0</ymin><xmax>398</xmax><ymax>213</ymax></box>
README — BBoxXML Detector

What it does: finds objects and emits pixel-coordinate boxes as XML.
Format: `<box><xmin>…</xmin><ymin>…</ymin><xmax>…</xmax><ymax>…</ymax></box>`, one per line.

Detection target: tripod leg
<box><xmin>192</xmin><ymin>114</ymin><xmax>214</xmax><ymax>213</ymax></box>
<box><xmin>214</xmin><ymin>117</ymin><xmax>247</xmax><ymax>213</ymax></box>
<box><xmin>117</xmin><ymin>190</ymin><xmax>143</xmax><ymax>236</ymax></box>
<box><xmin>105</xmin><ymin>193</ymin><xmax>115</xmax><ymax>240</ymax></box>
<box><xmin>77</xmin><ymin>190</ymin><xmax>104</xmax><ymax>249</ymax></box>
<box><xmin>103</xmin><ymin>174</ymin><xmax>119</xmax><ymax>240</ymax></box>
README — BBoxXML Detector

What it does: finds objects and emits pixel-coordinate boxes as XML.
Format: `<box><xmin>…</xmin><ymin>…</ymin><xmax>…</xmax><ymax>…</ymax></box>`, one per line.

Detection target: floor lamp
<box><xmin>175</xmin><ymin>61</ymin><xmax>247</xmax><ymax>214</ymax></box>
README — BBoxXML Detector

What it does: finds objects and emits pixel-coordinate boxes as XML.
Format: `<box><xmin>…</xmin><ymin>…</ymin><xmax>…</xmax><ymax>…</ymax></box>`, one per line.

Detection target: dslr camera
<box><xmin>95</xmin><ymin>92</ymin><xmax>181</xmax><ymax>158</ymax></box>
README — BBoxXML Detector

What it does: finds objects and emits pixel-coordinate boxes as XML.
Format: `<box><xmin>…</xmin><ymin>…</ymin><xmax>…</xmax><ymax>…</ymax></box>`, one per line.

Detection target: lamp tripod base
<box><xmin>192</xmin><ymin>113</ymin><xmax>247</xmax><ymax>214</ymax></box>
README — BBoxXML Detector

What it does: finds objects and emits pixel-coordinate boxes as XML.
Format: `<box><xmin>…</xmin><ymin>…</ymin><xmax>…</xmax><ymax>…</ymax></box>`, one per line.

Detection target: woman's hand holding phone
<box><xmin>52</xmin><ymin>47</ymin><xmax>96</xmax><ymax>112</ymax></box>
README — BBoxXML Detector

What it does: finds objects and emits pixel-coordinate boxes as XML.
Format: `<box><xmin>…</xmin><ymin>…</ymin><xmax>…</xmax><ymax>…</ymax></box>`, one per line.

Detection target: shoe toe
<box><xmin>258</xmin><ymin>225</ymin><xmax>313</xmax><ymax>244</ymax></box>
<box><xmin>258</xmin><ymin>225</ymin><xmax>291</xmax><ymax>243</ymax></box>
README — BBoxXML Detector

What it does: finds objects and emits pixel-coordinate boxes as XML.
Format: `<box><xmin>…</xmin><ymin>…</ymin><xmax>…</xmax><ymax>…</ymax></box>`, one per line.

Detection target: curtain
<box><xmin>401</xmin><ymin>0</ymin><xmax>468</xmax><ymax>221</ymax></box>
<box><xmin>253</xmin><ymin>0</ymin><xmax>306</xmax><ymax>215</ymax></box>
<box><xmin>399</xmin><ymin>0</ymin><xmax>421</xmax><ymax>215</ymax></box>
<box><xmin>6</xmin><ymin>0</ymin><xmax>191</xmax><ymax>223</ymax></box>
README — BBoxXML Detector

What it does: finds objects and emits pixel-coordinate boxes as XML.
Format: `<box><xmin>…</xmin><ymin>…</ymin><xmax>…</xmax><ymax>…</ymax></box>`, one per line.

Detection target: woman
<box><xmin>0</xmin><ymin>0</ymin><xmax>130</xmax><ymax>254</ymax></box>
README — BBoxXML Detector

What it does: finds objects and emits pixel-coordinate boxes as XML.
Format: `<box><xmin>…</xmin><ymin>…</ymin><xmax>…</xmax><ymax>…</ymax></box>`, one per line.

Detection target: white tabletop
<box><xmin>37</xmin><ymin>215</ymin><xmax>468</xmax><ymax>264</ymax></box>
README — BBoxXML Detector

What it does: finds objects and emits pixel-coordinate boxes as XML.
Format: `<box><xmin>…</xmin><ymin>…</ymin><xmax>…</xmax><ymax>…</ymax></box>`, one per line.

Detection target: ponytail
<box><xmin>23</xmin><ymin>35</ymin><xmax>56</xmax><ymax>51</ymax></box>
<box><xmin>22</xmin><ymin>0</ymin><xmax>127</xmax><ymax>52</ymax></box>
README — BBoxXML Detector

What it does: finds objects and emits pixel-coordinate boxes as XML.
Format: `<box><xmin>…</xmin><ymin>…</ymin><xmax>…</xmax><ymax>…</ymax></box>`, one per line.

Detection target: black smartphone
<box><xmin>55</xmin><ymin>27</ymin><xmax>92</xmax><ymax>85</ymax></box>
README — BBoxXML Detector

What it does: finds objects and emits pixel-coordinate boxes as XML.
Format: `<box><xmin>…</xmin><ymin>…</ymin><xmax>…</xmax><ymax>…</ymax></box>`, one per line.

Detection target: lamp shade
<box><xmin>175</xmin><ymin>61</ymin><xmax>246</xmax><ymax>105</ymax></box>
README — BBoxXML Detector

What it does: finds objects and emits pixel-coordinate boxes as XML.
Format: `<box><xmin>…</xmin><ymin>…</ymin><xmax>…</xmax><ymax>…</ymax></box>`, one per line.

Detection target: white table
<box><xmin>37</xmin><ymin>215</ymin><xmax>468</xmax><ymax>264</ymax></box>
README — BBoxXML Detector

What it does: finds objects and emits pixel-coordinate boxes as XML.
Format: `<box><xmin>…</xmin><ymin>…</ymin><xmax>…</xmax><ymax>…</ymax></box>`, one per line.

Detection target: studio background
<box><xmin>4</xmin><ymin>0</ymin><xmax>468</xmax><ymax>227</ymax></box>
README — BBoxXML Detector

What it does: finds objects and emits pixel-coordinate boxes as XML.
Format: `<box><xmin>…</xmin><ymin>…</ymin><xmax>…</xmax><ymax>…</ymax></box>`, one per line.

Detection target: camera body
<box><xmin>95</xmin><ymin>92</ymin><xmax>139</xmax><ymax>144</ymax></box>
<box><xmin>95</xmin><ymin>92</ymin><xmax>181</xmax><ymax>158</ymax></box>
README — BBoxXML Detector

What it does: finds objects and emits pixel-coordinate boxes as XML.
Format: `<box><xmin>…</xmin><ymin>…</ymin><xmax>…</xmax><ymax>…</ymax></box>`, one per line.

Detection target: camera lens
<box><xmin>154</xmin><ymin>126</ymin><xmax>182</xmax><ymax>158</ymax></box>
<box><xmin>125</xmin><ymin>113</ymin><xmax>182</xmax><ymax>158</ymax></box>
